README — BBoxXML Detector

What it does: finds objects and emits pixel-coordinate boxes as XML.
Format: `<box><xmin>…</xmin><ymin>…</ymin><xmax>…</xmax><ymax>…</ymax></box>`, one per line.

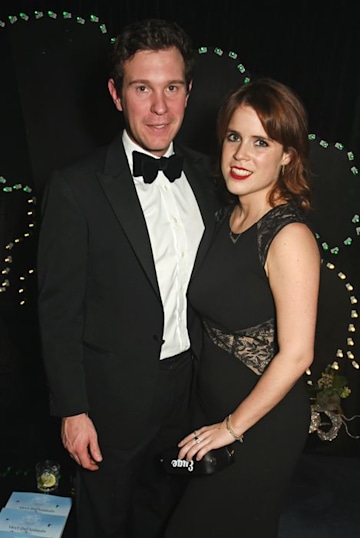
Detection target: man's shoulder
<box><xmin>175</xmin><ymin>142</ymin><xmax>211</xmax><ymax>163</ymax></box>
<box><xmin>55</xmin><ymin>133</ymin><xmax>124</xmax><ymax>179</ymax></box>
<box><xmin>57</xmin><ymin>144</ymin><xmax>109</xmax><ymax>178</ymax></box>
<box><xmin>175</xmin><ymin>143</ymin><xmax>213</xmax><ymax>179</ymax></box>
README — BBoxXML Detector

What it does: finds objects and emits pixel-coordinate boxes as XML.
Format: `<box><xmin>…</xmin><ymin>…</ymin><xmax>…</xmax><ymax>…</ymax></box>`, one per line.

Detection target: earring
<box><xmin>281</xmin><ymin>165</ymin><xmax>285</xmax><ymax>176</ymax></box>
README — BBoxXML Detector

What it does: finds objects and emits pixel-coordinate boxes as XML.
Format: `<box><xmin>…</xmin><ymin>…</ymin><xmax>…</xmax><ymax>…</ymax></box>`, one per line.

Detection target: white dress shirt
<box><xmin>123</xmin><ymin>130</ymin><xmax>204</xmax><ymax>359</ymax></box>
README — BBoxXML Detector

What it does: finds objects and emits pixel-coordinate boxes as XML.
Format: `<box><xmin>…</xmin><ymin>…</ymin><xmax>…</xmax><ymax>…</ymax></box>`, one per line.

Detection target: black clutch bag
<box><xmin>159</xmin><ymin>446</ymin><xmax>235</xmax><ymax>476</ymax></box>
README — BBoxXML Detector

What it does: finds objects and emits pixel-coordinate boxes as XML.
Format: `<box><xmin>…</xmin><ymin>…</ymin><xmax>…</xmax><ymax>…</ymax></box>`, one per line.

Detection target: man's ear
<box><xmin>185</xmin><ymin>79</ymin><xmax>193</xmax><ymax>106</ymax></box>
<box><xmin>108</xmin><ymin>78</ymin><xmax>122</xmax><ymax>111</ymax></box>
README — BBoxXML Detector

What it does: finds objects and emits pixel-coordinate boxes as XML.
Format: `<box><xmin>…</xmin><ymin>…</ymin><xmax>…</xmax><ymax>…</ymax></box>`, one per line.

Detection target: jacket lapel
<box><xmin>178</xmin><ymin>145</ymin><xmax>216</xmax><ymax>277</ymax></box>
<box><xmin>97</xmin><ymin>135</ymin><xmax>160</xmax><ymax>298</ymax></box>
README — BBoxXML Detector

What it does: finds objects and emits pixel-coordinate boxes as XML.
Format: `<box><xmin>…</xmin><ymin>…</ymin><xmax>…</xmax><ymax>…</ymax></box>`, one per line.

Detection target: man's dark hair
<box><xmin>110</xmin><ymin>18</ymin><xmax>195</xmax><ymax>95</ymax></box>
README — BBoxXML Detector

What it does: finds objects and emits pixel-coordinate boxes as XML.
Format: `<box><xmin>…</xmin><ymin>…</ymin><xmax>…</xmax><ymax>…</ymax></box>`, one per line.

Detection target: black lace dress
<box><xmin>165</xmin><ymin>204</ymin><xmax>311</xmax><ymax>538</ymax></box>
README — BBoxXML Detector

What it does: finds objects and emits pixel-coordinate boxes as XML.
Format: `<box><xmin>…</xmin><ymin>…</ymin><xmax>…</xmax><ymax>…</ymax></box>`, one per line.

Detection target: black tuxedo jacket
<box><xmin>37</xmin><ymin>133</ymin><xmax>215</xmax><ymax>448</ymax></box>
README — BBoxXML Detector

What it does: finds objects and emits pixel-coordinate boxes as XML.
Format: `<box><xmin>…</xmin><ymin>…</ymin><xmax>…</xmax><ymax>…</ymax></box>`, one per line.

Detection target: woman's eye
<box><xmin>227</xmin><ymin>132</ymin><xmax>239</xmax><ymax>142</ymax></box>
<box><xmin>255</xmin><ymin>138</ymin><xmax>268</xmax><ymax>147</ymax></box>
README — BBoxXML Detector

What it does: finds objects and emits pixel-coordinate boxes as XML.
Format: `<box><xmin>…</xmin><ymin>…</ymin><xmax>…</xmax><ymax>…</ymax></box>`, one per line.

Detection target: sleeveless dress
<box><xmin>165</xmin><ymin>203</ymin><xmax>311</xmax><ymax>538</ymax></box>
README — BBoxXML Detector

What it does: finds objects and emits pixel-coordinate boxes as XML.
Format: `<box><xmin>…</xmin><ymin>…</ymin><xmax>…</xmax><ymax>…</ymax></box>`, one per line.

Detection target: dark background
<box><xmin>2</xmin><ymin>0</ymin><xmax>360</xmax><ymax>152</ymax></box>
<box><xmin>0</xmin><ymin>0</ymin><xmax>359</xmax><ymax>473</ymax></box>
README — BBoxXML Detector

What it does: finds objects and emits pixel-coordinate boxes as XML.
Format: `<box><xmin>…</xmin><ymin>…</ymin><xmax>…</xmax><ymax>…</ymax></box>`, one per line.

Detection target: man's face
<box><xmin>109</xmin><ymin>47</ymin><xmax>191</xmax><ymax>157</ymax></box>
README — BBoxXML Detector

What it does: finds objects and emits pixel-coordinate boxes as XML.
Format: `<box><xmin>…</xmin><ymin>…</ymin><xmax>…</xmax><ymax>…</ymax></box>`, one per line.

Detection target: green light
<box><xmin>198</xmin><ymin>47</ymin><xmax>207</xmax><ymax>54</ymax></box>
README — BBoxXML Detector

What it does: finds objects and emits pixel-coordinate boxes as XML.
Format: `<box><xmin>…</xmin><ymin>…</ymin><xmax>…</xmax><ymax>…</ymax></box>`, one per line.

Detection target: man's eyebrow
<box><xmin>127</xmin><ymin>79</ymin><xmax>186</xmax><ymax>86</ymax></box>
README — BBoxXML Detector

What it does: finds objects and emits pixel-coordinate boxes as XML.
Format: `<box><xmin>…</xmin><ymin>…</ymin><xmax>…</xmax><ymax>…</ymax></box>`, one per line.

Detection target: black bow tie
<box><xmin>132</xmin><ymin>151</ymin><xmax>183</xmax><ymax>184</ymax></box>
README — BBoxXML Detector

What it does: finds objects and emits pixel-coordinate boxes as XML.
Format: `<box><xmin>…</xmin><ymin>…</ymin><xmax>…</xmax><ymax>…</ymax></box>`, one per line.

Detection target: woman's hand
<box><xmin>177</xmin><ymin>420</ymin><xmax>234</xmax><ymax>461</ymax></box>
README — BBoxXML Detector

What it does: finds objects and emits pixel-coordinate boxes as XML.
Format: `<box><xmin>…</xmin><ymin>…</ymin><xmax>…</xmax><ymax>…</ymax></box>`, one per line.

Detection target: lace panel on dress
<box><xmin>203</xmin><ymin>318</ymin><xmax>276</xmax><ymax>376</ymax></box>
<box><xmin>257</xmin><ymin>204</ymin><xmax>306</xmax><ymax>267</ymax></box>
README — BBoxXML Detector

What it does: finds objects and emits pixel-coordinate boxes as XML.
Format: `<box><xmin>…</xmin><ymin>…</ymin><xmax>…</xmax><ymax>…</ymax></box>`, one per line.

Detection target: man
<box><xmin>37</xmin><ymin>18</ymin><xmax>215</xmax><ymax>538</ymax></box>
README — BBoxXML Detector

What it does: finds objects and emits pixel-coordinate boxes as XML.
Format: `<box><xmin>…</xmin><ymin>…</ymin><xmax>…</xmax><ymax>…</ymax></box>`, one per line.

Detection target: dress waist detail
<box><xmin>202</xmin><ymin>318</ymin><xmax>276</xmax><ymax>375</ymax></box>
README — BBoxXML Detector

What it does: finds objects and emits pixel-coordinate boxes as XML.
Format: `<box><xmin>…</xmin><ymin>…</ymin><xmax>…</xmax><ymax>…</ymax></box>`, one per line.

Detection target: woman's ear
<box><xmin>281</xmin><ymin>150</ymin><xmax>292</xmax><ymax>167</ymax></box>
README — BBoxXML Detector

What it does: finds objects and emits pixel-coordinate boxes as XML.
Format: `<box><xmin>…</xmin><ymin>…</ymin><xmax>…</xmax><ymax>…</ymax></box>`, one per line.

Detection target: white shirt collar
<box><xmin>122</xmin><ymin>130</ymin><xmax>175</xmax><ymax>175</ymax></box>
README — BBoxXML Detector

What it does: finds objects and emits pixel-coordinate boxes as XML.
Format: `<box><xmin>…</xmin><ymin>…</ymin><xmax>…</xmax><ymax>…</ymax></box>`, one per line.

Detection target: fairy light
<box><xmin>0</xmin><ymin>10</ymin><xmax>108</xmax><ymax>38</ymax></box>
<box><xmin>196</xmin><ymin>47</ymin><xmax>251</xmax><ymax>88</ymax></box>
<box><xmin>307</xmin><ymin>259</ymin><xmax>359</xmax><ymax>373</ymax></box>
<box><xmin>0</xmin><ymin>176</ymin><xmax>36</xmax><ymax>305</ymax></box>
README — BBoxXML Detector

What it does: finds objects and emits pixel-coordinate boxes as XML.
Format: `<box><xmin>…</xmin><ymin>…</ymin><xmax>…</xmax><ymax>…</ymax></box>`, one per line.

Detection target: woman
<box><xmin>165</xmin><ymin>78</ymin><xmax>320</xmax><ymax>537</ymax></box>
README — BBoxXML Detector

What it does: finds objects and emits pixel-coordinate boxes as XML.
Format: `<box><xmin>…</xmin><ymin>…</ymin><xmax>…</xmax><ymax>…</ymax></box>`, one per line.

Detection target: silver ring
<box><xmin>194</xmin><ymin>436</ymin><xmax>200</xmax><ymax>444</ymax></box>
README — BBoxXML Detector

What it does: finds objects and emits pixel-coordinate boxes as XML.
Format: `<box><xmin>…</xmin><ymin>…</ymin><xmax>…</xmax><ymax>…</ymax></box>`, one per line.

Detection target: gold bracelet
<box><xmin>225</xmin><ymin>414</ymin><xmax>244</xmax><ymax>443</ymax></box>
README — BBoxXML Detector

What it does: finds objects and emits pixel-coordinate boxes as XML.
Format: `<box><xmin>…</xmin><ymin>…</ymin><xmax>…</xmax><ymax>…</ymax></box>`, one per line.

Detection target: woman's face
<box><xmin>221</xmin><ymin>104</ymin><xmax>290</xmax><ymax>201</ymax></box>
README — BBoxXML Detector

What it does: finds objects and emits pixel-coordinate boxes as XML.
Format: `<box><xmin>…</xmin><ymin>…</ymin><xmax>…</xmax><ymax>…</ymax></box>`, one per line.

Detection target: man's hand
<box><xmin>61</xmin><ymin>413</ymin><xmax>103</xmax><ymax>471</ymax></box>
